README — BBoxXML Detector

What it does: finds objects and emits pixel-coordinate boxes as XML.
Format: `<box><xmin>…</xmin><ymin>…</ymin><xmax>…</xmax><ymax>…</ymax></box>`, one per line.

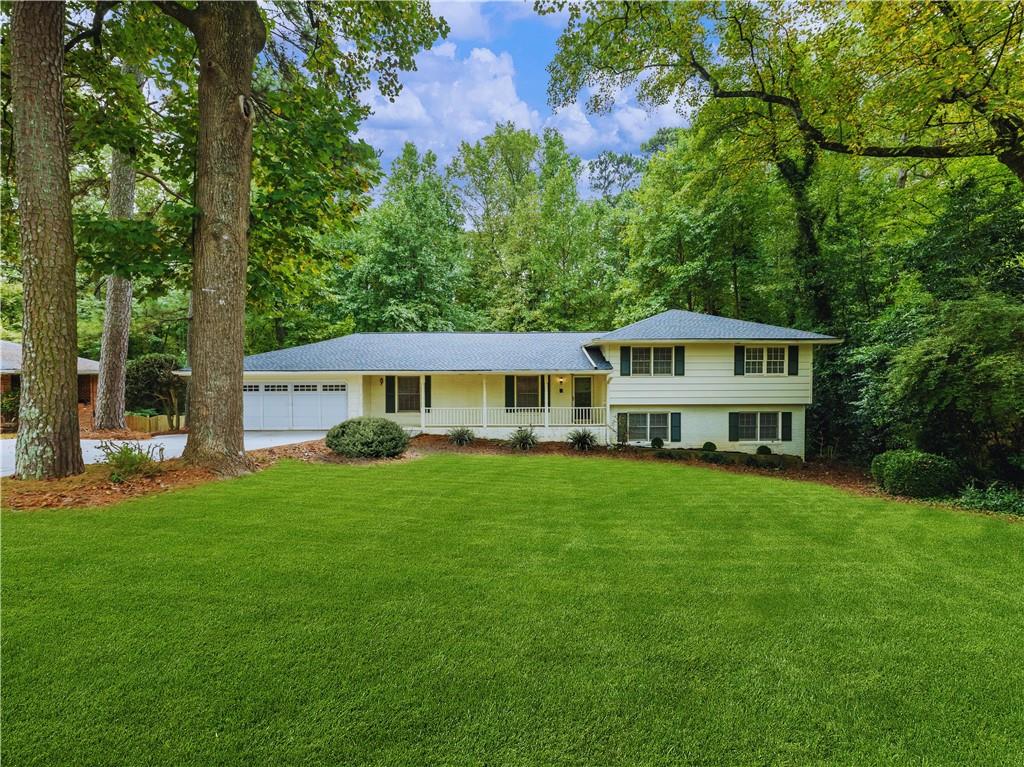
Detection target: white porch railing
<box><xmin>423</xmin><ymin>406</ymin><xmax>605</xmax><ymax>428</ymax></box>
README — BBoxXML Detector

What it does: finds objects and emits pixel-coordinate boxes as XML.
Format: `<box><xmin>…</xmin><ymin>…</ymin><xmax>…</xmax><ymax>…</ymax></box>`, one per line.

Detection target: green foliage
<box><xmin>955</xmin><ymin>484</ymin><xmax>1024</xmax><ymax>517</ymax></box>
<box><xmin>702</xmin><ymin>442</ymin><xmax>717</xmax><ymax>452</ymax></box>
<box><xmin>700</xmin><ymin>451</ymin><xmax>725</xmax><ymax>465</ymax></box>
<box><xmin>325</xmin><ymin>417</ymin><xmax>409</xmax><ymax>458</ymax></box>
<box><xmin>650</xmin><ymin>436</ymin><xmax>664</xmax><ymax>450</ymax></box>
<box><xmin>125</xmin><ymin>354</ymin><xmax>185</xmax><ymax>419</ymax></box>
<box><xmin>567</xmin><ymin>429</ymin><xmax>598</xmax><ymax>451</ymax></box>
<box><xmin>2</xmin><ymin>388</ymin><xmax>20</xmax><ymax>424</ymax></box>
<box><xmin>756</xmin><ymin>445</ymin><xmax>772</xmax><ymax>456</ymax></box>
<box><xmin>447</xmin><ymin>427</ymin><xmax>475</xmax><ymax>447</ymax></box>
<box><xmin>873</xmin><ymin>450</ymin><xmax>960</xmax><ymax>499</ymax></box>
<box><xmin>507</xmin><ymin>427</ymin><xmax>539</xmax><ymax>452</ymax></box>
<box><xmin>96</xmin><ymin>440</ymin><xmax>162</xmax><ymax>484</ymax></box>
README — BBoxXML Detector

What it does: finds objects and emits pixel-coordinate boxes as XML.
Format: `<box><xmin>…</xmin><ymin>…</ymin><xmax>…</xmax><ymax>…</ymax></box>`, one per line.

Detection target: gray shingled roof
<box><xmin>0</xmin><ymin>340</ymin><xmax>100</xmax><ymax>374</ymax></box>
<box><xmin>243</xmin><ymin>333</ymin><xmax>612</xmax><ymax>372</ymax></box>
<box><xmin>596</xmin><ymin>310</ymin><xmax>839</xmax><ymax>342</ymax></box>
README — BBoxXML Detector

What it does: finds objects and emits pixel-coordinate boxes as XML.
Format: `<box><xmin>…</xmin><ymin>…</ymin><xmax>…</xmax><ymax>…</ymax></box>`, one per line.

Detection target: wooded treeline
<box><xmin>1</xmin><ymin>1</ymin><xmax>1022</xmax><ymax>484</ymax></box>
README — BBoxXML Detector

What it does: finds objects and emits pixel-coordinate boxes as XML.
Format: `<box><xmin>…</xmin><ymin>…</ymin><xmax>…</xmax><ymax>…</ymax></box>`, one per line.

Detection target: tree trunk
<box><xmin>93</xmin><ymin>147</ymin><xmax>135</xmax><ymax>430</ymax></box>
<box><xmin>11</xmin><ymin>0</ymin><xmax>85</xmax><ymax>479</ymax></box>
<box><xmin>178</xmin><ymin>2</ymin><xmax>266</xmax><ymax>474</ymax></box>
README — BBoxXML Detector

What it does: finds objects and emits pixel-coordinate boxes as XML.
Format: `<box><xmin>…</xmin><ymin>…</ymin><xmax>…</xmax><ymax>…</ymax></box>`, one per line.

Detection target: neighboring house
<box><xmin>0</xmin><ymin>340</ymin><xmax>100</xmax><ymax>421</ymax></box>
<box><xmin>209</xmin><ymin>310</ymin><xmax>840</xmax><ymax>458</ymax></box>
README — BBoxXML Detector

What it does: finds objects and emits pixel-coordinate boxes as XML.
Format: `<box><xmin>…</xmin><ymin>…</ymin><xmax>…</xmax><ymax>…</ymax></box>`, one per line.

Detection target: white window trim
<box><xmin>623</xmin><ymin>411</ymin><xmax>673</xmax><ymax>443</ymax></box>
<box><xmin>737</xmin><ymin>411</ymin><xmax>784</xmax><ymax>443</ymax></box>
<box><xmin>631</xmin><ymin>346</ymin><xmax>675</xmax><ymax>377</ymax></box>
<box><xmin>745</xmin><ymin>345</ymin><xmax>788</xmax><ymax>377</ymax></box>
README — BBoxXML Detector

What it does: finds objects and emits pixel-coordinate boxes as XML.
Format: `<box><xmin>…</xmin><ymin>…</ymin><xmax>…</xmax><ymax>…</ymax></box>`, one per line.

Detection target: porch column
<box><xmin>544</xmin><ymin>374</ymin><xmax>550</xmax><ymax>428</ymax></box>
<box><xmin>420</xmin><ymin>375</ymin><xmax>425</xmax><ymax>430</ymax></box>
<box><xmin>482</xmin><ymin>377</ymin><xmax>487</xmax><ymax>427</ymax></box>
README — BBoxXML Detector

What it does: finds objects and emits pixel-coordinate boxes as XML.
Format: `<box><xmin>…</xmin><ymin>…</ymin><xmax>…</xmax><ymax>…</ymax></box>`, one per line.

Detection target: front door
<box><xmin>573</xmin><ymin>376</ymin><xmax>592</xmax><ymax>409</ymax></box>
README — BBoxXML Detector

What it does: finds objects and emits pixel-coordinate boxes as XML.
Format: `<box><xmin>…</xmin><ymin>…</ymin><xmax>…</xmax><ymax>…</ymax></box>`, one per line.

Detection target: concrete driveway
<box><xmin>0</xmin><ymin>431</ymin><xmax>326</xmax><ymax>478</ymax></box>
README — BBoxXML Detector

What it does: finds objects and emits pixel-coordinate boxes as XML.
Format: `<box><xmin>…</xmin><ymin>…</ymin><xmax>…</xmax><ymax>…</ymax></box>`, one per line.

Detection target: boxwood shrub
<box><xmin>326</xmin><ymin>417</ymin><xmax>408</xmax><ymax>458</ymax></box>
<box><xmin>871</xmin><ymin>449</ymin><xmax>959</xmax><ymax>498</ymax></box>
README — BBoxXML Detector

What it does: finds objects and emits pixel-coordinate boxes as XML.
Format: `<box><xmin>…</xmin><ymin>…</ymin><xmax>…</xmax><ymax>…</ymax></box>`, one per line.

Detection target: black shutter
<box><xmin>728</xmin><ymin>412</ymin><xmax>740</xmax><ymax>442</ymax></box>
<box><xmin>505</xmin><ymin>375</ymin><xmax>515</xmax><ymax>408</ymax></box>
<box><xmin>788</xmin><ymin>345</ymin><xmax>799</xmax><ymax>376</ymax></box>
<box><xmin>734</xmin><ymin>346</ymin><xmax>745</xmax><ymax>375</ymax></box>
<box><xmin>385</xmin><ymin>376</ymin><xmax>396</xmax><ymax>413</ymax></box>
<box><xmin>670</xmin><ymin>412</ymin><xmax>681</xmax><ymax>442</ymax></box>
<box><xmin>424</xmin><ymin>376</ymin><xmax>432</xmax><ymax>409</ymax></box>
<box><xmin>540</xmin><ymin>375</ymin><xmax>545</xmax><ymax>407</ymax></box>
<box><xmin>620</xmin><ymin>346</ymin><xmax>631</xmax><ymax>376</ymax></box>
<box><xmin>674</xmin><ymin>346</ymin><xmax>685</xmax><ymax>376</ymax></box>
<box><xmin>781</xmin><ymin>411</ymin><xmax>793</xmax><ymax>441</ymax></box>
<box><xmin>616</xmin><ymin>412</ymin><xmax>628</xmax><ymax>442</ymax></box>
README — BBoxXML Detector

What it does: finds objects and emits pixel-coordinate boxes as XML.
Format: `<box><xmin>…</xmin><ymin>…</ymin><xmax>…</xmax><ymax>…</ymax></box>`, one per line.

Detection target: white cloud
<box><xmin>359</xmin><ymin>43</ymin><xmax>541</xmax><ymax>168</ymax></box>
<box><xmin>431</xmin><ymin>1</ymin><xmax>492</xmax><ymax>41</ymax></box>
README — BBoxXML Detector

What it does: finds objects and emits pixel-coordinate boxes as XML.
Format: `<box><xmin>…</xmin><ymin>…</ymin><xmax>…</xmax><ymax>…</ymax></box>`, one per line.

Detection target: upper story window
<box><xmin>745</xmin><ymin>346</ymin><xmax>787</xmax><ymax>375</ymax></box>
<box><xmin>631</xmin><ymin>346</ymin><xmax>673</xmax><ymax>376</ymax></box>
<box><xmin>397</xmin><ymin>376</ymin><xmax>420</xmax><ymax>412</ymax></box>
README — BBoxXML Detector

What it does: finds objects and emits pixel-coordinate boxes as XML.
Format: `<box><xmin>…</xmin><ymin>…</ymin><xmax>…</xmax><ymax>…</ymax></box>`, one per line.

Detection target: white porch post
<box><xmin>482</xmin><ymin>377</ymin><xmax>488</xmax><ymax>427</ymax></box>
<box><xmin>420</xmin><ymin>375</ymin><xmax>425</xmax><ymax>430</ymax></box>
<box><xmin>544</xmin><ymin>374</ymin><xmax>550</xmax><ymax>428</ymax></box>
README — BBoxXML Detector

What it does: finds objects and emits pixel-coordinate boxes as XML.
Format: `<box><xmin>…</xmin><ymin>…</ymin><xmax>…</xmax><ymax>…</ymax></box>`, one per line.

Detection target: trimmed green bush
<box><xmin>650</xmin><ymin>436</ymin><xmax>664</xmax><ymax>449</ymax></box>
<box><xmin>507</xmin><ymin>426</ymin><xmax>538</xmax><ymax>452</ymax></box>
<box><xmin>955</xmin><ymin>483</ymin><xmax>1024</xmax><ymax>517</ymax></box>
<box><xmin>756</xmin><ymin>445</ymin><xmax>772</xmax><ymax>455</ymax></box>
<box><xmin>1</xmin><ymin>388</ymin><xmax>20</xmax><ymax>426</ymax></box>
<box><xmin>326</xmin><ymin>417</ymin><xmax>408</xmax><ymax>458</ymax></box>
<box><xmin>872</xmin><ymin>449</ymin><xmax>959</xmax><ymax>498</ymax></box>
<box><xmin>447</xmin><ymin>427</ymin><xmax>475</xmax><ymax>446</ymax></box>
<box><xmin>702</xmin><ymin>441</ymin><xmax>717</xmax><ymax>452</ymax></box>
<box><xmin>567</xmin><ymin>428</ymin><xmax>597</xmax><ymax>451</ymax></box>
<box><xmin>700</xmin><ymin>451</ymin><xmax>724</xmax><ymax>465</ymax></box>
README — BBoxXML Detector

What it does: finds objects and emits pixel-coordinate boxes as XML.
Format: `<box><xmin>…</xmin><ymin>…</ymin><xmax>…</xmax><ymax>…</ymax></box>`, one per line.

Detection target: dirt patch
<box><xmin>77</xmin><ymin>404</ymin><xmax>152</xmax><ymax>441</ymax></box>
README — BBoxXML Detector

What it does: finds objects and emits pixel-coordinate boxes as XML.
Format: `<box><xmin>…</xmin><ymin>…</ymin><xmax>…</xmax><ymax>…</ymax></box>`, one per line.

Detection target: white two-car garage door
<box><xmin>243</xmin><ymin>382</ymin><xmax>348</xmax><ymax>430</ymax></box>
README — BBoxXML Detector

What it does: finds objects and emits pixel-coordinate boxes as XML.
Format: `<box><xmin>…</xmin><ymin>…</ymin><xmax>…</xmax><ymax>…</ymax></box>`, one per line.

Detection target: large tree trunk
<box><xmin>171</xmin><ymin>2</ymin><xmax>266</xmax><ymax>474</ymax></box>
<box><xmin>93</xmin><ymin>147</ymin><xmax>135</xmax><ymax>430</ymax></box>
<box><xmin>11</xmin><ymin>1</ymin><xmax>85</xmax><ymax>479</ymax></box>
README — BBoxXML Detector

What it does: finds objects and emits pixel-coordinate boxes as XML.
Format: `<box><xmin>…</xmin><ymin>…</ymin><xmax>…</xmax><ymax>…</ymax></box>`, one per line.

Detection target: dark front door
<box><xmin>573</xmin><ymin>376</ymin><xmax>592</xmax><ymax>408</ymax></box>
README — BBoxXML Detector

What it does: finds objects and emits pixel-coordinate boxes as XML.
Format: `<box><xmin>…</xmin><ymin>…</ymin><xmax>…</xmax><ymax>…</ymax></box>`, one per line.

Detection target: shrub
<box><xmin>125</xmin><ymin>353</ymin><xmax>186</xmax><ymax>427</ymax></box>
<box><xmin>744</xmin><ymin>456</ymin><xmax>759</xmax><ymax>468</ymax></box>
<box><xmin>702</xmin><ymin>441</ymin><xmax>717</xmax><ymax>452</ymax></box>
<box><xmin>756</xmin><ymin>445</ymin><xmax>772</xmax><ymax>455</ymax></box>
<box><xmin>1</xmin><ymin>388</ymin><xmax>20</xmax><ymax>425</ymax></box>
<box><xmin>650</xmin><ymin>436</ymin><xmax>664</xmax><ymax>449</ymax></box>
<box><xmin>873</xmin><ymin>449</ymin><xmax>960</xmax><ymax>498</ymax></box>
<box><xmin>447</xmin><ymin>427</ymin><xmax>475</xmax><ymax>446</ymax></box>
<box><xmin>326</xmin><ymin>417</ymin><xmax>408</xmax><ymax>458</ymax></box>
<box><xmin>97</xmin><ymin>441</ymin><xmax>162</xmax><ymax>483</ymax></box>
<box><xmin>567</xmin><ymin>428</ymin><xmax>597</xmax><ymax>451</ymax></box>
<box><xmin>955</xmin><ymin>483</ymin><xmax>1024</xmax><ymax>517</ymax></box>
<box><xmin>870</xmin><ymin>452</ymin><xmax>893</xmax><ymax>486</ymax></box>
<box><xmin>700</xmin><ymin>451</ymin><xmax>724</xmax><ymax>464</ymax></box>
<box><xmin>507</xmin><ymin>426</ymin><xmax>538</xmax><ymax>452</ymax></box>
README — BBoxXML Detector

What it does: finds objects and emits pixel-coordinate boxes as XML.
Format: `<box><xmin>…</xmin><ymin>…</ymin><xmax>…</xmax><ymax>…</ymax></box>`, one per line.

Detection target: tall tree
<box><xmin>10</xmin><ymin>0</ymin><xmax>85</xmax><ymax>479</ymax></box>
<box><xmin>543</xmin><ymin>1</ymin><xmax>1024</xmax><ymax>182</ymax></box>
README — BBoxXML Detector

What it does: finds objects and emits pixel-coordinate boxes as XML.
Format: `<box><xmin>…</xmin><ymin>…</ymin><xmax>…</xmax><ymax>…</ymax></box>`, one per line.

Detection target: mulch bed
<box><xmin>77</xmin><ymin>404</ymin><xmax>152</xmax><ymax>441</ymax></box>
<box><xmin>3</xmin><ymin>434</ymin><xmax>875</xmax><ymax>512</ymax></box>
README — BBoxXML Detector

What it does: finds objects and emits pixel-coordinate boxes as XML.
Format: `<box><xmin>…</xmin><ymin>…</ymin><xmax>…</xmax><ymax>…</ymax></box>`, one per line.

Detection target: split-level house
<box><xmin>229</xmin><ymin>310</ymin><xmax>839</xmax><ymax>458</ymax></box>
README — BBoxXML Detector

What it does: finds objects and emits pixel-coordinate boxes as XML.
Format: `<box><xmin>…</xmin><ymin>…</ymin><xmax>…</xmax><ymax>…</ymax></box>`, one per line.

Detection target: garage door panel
<box><xmin>320</xmin><ymin>384</ymin><xmax>347</xmax><ymax>428</ymax></box>
<box><xmin>243</xmin><ymin>381</ymin><xmax>347</xmax><ymax>430</ymax></box>
<box><xmin>292</xmin><ymin>385</ymin><xmax>321</xmax><ymax>429</ymax></box>
<box><xmin>243</xmin><ymin>385</ymin><xmax>262</xmax><ymax>430</ymax></box>
<box><xmin>262</xmin><ymin>384</ymin><xmax>291</xmax><ymax>430</ymax></box>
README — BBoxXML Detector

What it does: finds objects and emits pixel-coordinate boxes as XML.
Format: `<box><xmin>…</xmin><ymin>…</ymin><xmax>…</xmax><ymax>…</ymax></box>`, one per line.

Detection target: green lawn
<box><xmin>3</xmin><ymin>454</ymin><xmax>1023</xmax><ymax>766</ymax></box>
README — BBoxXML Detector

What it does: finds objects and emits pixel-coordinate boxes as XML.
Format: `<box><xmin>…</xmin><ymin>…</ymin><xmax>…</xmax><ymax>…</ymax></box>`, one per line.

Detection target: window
<box><xmin>243</xmin><ymin>384</ymin><xmax>259</xmax><ymax>392</ymax></box>
<box><xmin>628</xmin><ymin>413</ymin><xmax>648</xmax><ymax>441</ymax></box>
<box><xmin>632</xmin><ymin>347</ymin><xmax>651</xmax><ymax>375</ymax></box>
<box><xmin>322</xmin><ymin>384</ymin><xmax>346</xmax><ymax>392</ymax></box>
<box><xmin>738</xmin><ymin>412</ymin><xmax>758</xmax><ymax>441</ymax></box>
<box><xmin>397</xmin><ymin>376</ymin><xmax>420</xmax><ymax>412</ymax></box>
<box><xmin>766</xmin><ymin>347</ymin><xmax>786</xmax><ymax>375</ymax></box>
<box><xmin>735</xmin><ymin>411</ymin><xmax>785</xmax><ymax>441</ymax></box>
<box><xmin>294</xmin><ymin>384</ymin><xmax>317</xmax><ymax>392</ymax></box>
<box><xmin>515</xmin><ymin>376</ymin><xmax>540</xmax><ymax>407</ymax></box>
<box><xmin>744</xmin><ymin>347</ymin><xmax>764</xmax><ymax>374</ymax></box>
<box><xmin>653</xmin><ymin>347</ymin><xmax>673</xmax><ymax>376</ymax></box>
<box><xmin>649</xmin><ymin>413</ymin><xmax>669</xmax><ymax>441</ymax></box>
<box><xmin>264</xmin><ymin>384</ymin><xmax>288</xmax><ymax>392</ymax></box>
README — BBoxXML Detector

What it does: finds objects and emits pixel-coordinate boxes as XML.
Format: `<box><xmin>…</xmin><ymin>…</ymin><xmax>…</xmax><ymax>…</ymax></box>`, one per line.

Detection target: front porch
<box><xmin>423</xmin><ymin>405</ymin><xmax>606</xmax><ymax>428</ymax></box>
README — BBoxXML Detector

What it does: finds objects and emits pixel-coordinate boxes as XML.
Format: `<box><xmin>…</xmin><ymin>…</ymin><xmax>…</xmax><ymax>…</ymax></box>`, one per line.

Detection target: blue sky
<box><xmin>357</xmin><ymin>1</ymin><xmax>687</xmax><ymax>175</ymax></box>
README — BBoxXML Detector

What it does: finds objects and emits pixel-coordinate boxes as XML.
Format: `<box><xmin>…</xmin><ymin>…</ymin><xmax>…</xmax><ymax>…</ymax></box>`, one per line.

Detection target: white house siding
<box><xmin>601</xmin><ymin>342</ymin><xmax>814</xmax><ymax>405</ymax></box>
<box><xmin>609</xmin><ymin>404</ymin><xmax>806</xmax><ymax>458</ymax></box>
